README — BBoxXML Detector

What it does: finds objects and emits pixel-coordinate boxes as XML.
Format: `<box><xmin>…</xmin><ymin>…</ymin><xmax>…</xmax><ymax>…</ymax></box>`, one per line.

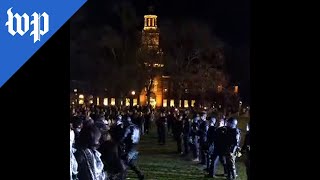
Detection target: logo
<box><xmin>5</xmin><ymin>7</ymin><xmax>49</xmax><ymax>43</ymax></box>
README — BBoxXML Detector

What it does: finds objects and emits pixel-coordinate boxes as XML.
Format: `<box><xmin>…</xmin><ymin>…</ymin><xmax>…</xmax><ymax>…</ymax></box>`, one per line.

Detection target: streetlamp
<box><xmin>130</xmin><ymin>91</ymin><xmax>136</xmax><ymax>107</ymax></box>
<box><xmin>238</xmin><ymin>101</ymin><xmax>242</xmax><ymax>116</ymax></box>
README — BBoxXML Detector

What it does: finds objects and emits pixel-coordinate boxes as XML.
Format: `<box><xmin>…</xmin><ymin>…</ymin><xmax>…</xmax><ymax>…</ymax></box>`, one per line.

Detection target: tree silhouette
<box><xmin>160</xmin><ymin>19</ymin><xmax>228</xmax><ymax>106</ymax></box>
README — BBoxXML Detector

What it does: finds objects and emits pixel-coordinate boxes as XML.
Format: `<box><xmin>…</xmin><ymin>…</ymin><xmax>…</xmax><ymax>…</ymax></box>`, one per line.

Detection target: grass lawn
<box><xmin>127</xmin><ymin>116</ymin><xmax>249</xmax><ymax>179</ymax></box>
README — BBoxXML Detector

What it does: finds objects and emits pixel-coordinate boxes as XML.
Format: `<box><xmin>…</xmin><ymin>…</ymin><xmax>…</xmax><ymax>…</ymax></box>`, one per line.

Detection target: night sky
<box><xmin>79</xmin><ymin>0</ymin><xmax>250</xmax><ymax>103</ymax></box>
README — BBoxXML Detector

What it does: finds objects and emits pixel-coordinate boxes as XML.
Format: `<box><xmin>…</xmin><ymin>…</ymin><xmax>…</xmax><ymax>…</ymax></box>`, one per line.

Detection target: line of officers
<box><xmin>157</xmin><ymin>110</ymin><xmax>250</xmax><ymax>180</ymax></box>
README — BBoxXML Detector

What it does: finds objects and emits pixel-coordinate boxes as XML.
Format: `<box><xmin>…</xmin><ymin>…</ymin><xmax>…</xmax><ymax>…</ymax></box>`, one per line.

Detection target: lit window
<box><xmin>79</xmin><ymin>99</ymin><xmax>84</xmax><ymax>105</ymax></box>
<box><xmin>133</xmin><ymin>99</ymin><xmax>138</xmax><ymax>106</ymax></box>
<box><xmin>79</xmin><ymin>94</ymin><xmax>84</xmax><ymax>99</ymax></box>
<box><xmin>234</xmin><ymin>86</ymin><xmax>239</xmax><ymax>93</ymax></box>
<box><xmin>179</xmin><ymin>100</ymin><xmax>182</xmax><ymax>107</ymax></box>
<box><xmin>96</xmin><ymin>97</ymin><xmax>100</xmax><ymax>105</ymax></box>
<box><xmin>103</xmin><ymin>98</ymin><xmax>108</xmax><ymax>106</ymax></box>
<box><xmin>89</xmin><ymin>100</ymin><xmax>93</xmax><ymax>104</ymax></box>
<box><xmin>191</xmin><ymin>100</ymin><xmax>196</xmax><ymax>107</ymax></box>
<box><xmin>126</xmin><ymin>98</ymin><xmax>130</xmax><ymax>106</ymax></box>
<box><xmin>170</xmin><ymin>100</ymin><xmax>175</xmax><ymax>107</ymax></box>
<box><xmin>111</xmin><ymin>98</ymin><xmax>115</xmax><ymax>106</ymax></box>
<box><xmin>163</xmin><ymin>99</ymin><xmax>167</xmax><ymax>107</ymax></box>
<box><xmin>184</xmin><ymin>100</ymin><xmax>189</xmax><ymax>108</ymax></box>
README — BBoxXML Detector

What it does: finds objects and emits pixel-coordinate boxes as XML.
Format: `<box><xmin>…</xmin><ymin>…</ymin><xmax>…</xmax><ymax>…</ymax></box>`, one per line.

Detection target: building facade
<box><xmin>70</xmin><ymin>8</ymin><xmax>240</xmax><ymax>110</ymax></box>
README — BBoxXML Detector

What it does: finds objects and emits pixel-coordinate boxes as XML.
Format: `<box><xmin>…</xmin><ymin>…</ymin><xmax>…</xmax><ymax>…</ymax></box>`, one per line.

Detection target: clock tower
<box><xmin>141</xmin><ymin>6</ymin><xmax>159</xmax><ymax>50</ymax></box>
<box><xmin>139</xmin><ymin>6</ymin><xmax>165</xmax><ymax>108</ymax></box>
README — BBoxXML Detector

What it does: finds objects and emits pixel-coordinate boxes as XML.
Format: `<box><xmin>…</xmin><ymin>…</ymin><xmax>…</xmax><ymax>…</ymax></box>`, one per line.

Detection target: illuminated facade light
<box><xmin>152</xmin><ymin>63</ymin><xmax>164</xmax><ymax>68</ymax></box>
<box><xmin>89</xmin><ymin>100</ymin><xmax>93</xmax><ymax>104</ymax></box>
<box><xmin>191</xmin><ymin>100</ymin><xmax>196</xmax><ymax>107</ymax></box>
<box><xmin>184</xmin><ymin>100</ymin><xmax>189</xmax><ymax>108</ymax></box>
<box><xmin>71</xmin><ymin>102</ymin><xmax>75</xmax><ymax>105</ymax></box>
<box><xmin>164</xmin><ymin>88</ymin><xmax>168</xmax><ymax>92</ymax></box>
<box><xmin>79</xmin><ymin>99</ymin><xmax>84</xmax><ymax>105</ymax></box>
<box><xmin>170</xmin><ymin>100</ymin><xmax>175</xmax><ymax>107</ymax></box>
<box><xmin>111</xmin><ymin>98</ymin><xmax>115</xmax><ymax>106</ymax></box>
<box><xmin>143</xmin><ymin>15</ymin><xmax>158</xmax><ymax>30</ymax></box>
<box><xmin>103</xmin><ymin>98</ymin><xmax>108</xmax><ymax>106</ymax></box>
<box><xmin>131</xmin><ymin>91</ymin><xmax>136</xmax><ymax>95</ymax></box>
<box><xmin>79</xmin><ymin>94</ymin><xmax>84</xmax><ymax>99</ymax></box>
<box><xmin>96</xmin><ymin>97</ymin><xmax>100</xmax><ymax>105</ymax></box>
<box><xmin>163</xmin><ymin>99</ymin><xmax>168</xmax><ymax>107</ymax></box>
<box><xmin>133</xmin><ymin>99</ymin><xmax>138</xmax><ymax>106</ymax></box>
<box><xmin>125</xmin><ymin>98</ymin><xmax>130</xmax><ymax>106</ymax></box>
<box><xmin>74</xmin><ymin>89</ymin><xmax>77</xmax><ymax>93</ymax></box>
<box><xmin>234</xmin><ymin>86</ymin><xmax>239</xmax><ymax>93</ymax></box>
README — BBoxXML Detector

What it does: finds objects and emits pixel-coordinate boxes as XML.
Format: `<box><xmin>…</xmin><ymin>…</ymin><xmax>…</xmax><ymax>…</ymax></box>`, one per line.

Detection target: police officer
<box><xmin>207</xmin><ymin>118</ymin><xmax>228</xmax><ymax>178</ymax></box>
<box><xmin>225</xmin><ymin>117</ymin><xmax>241</xmax><ymax>180</ymax></box>
<box><xmin>173</xmin><ymin>113</ymin><xmax>184</xmax><ymax>154</ymax></box>
<box><xmin>190</xmin><ymin>113</ymin><xmax>200</xmax><ymax>161</ymax></box>
<box><xmin>204</xmin><ymin>116</ymin><xmax>216</xmax><ymax>172</ymax></box>
<box><xmin>182</xmin><ymin>113</ymin><xmax>190</xmax><ymax>156</ymax></box>
<box><xmin>120</xmin><ymin>117</ymin><xmax>144</xmax><ymax>180</ymax></box>
<box><xmin>156</xmin><ymin>112</ymin><xmax>167</xmax><ymax>145</ymax></box>
<box><xmin>241</xmin><ymin>123</ymin><xmax>250</xmax><ymax>180</ymax></box>
<box><xmin>198</xmin><ymin>111</ymin><xmax>208</xmax><ymax>165</ymax></box>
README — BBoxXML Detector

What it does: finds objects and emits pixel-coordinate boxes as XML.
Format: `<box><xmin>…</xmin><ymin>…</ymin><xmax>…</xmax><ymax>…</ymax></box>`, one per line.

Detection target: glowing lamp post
<box><xmin>238</xmin><ymin>101</ymin><xmax>242</xmax><ymax>116</ymax></box>
<box><xmin>130</xmin><ymin>91</ymin><xmax>136</xmax><ymax>107</ymax></box>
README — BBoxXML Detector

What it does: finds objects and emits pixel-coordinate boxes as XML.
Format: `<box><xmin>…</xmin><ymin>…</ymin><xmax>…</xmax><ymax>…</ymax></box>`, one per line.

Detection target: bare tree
<box><xmin>160</xmin><ymin>19</ymin><xmax>228</xmax><ymax>106</ymax></box>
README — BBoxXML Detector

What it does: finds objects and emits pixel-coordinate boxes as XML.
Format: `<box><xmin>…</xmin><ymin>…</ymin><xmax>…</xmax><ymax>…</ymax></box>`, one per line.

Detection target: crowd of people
<box><xmin>70</xmin><ymin>105</ymin><xmax>250</xmax><ymax>180</ymax></box>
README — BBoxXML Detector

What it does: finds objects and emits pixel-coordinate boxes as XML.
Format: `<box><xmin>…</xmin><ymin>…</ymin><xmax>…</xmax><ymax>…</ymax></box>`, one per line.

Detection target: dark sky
<box><xmin>79</xmin><ymin>0</ymin><xmax>250</xmax><ymax>103</ymax></box>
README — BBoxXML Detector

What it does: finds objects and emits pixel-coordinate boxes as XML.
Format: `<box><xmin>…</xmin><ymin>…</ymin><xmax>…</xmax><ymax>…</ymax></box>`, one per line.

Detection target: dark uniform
<box><xmin>208</xmin><ymin>126</ymin><xmax>228</xmax><ymax>177</ymax></box>
<box><xmin>167</xmin><ymin>112</ymin><xmax>175</xmax><ymax>134</ymax></box>
<box><xmin>120</xmin><ymin>122</ymin><xmax>144</xmax><ymax>180</ymax></box>
<box><xmin>205</xmin><ymin>124</ymin><xmax>216</xmax><ymax>171</ymax></box>
<box><xmin>190</xmin><ymin>118</ymin><xmax>200</xmax><ymax>160</ymax></box>
<box><xmin>173</xmin><ymin>116</ymin><xmax>183</xmax><ymax>153</ymax></box>
<box><xmin>182</xmin><ymin>115</ymin><xmax>190</xmax><ymax>155</ymax></box>
<box><xmin>242</xmin><ymin>131</ymin><xmax>250</xmax><ymax>180</ymax></box>
<box><xmin>198</xmin><ymin>119</ymin><xmax>209</xmax><ymax>164</ymax></box>
<box><xmin>144</xmin><ymin>112</ymin><xmax>151</xmax><ymax>134</ymax></box>
<box><xmin>225</xmin><ymin>126</ymin><xmax>241</xmax><ymax>180</ymax></box>
<box><xmin>156</xmin><ymin>115</ymin><xmax>167</xmax><ymax>144</ymax></box>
